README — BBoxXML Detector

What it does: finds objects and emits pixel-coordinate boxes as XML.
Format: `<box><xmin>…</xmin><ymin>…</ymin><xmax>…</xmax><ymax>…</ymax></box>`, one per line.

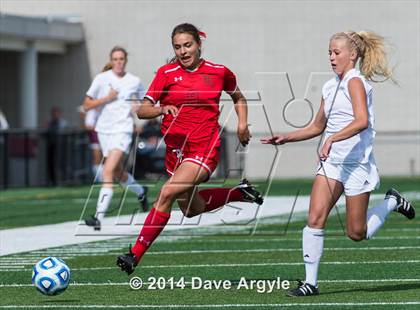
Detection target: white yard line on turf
<box><xmin>1</xmin><ymin>234</ymin><xmax>418</xmax><ymax>265</ymax></box>
<box><xmin>1</xmin><ymin>192</ymin><xmax>419</xmax><ymax>256</ymax></box>
<box><xmin>2</xmin><ymin>245</ymin><xmax>420</xmax><ymax>262</ymax></box>
<box><xmin>0</xmin><ymin>196</ymin><xmax>305</xmax><ymax>256</ymax></box>
<box><xmin>260</xmin><ymin>228</ymin><xmax>420</xmax><ymax>234</ymax></box>
<box><xmin>1</xmin><ymin>303</ymin><xmax>420</xmax><ymax>308</ymax></box>
<box><xmin>2</xmin><ymin>279</ymin><xmax>420</xmax><ymax>288</ymax></box>
<box><xmin>0</xmin><ymin>245</ymin><xmax>419</xmax><ymax>271</ymax></box>
<box><xmin>125</xmin><ymin>246</ymin><xmax>420</xmax><ymax>255</ymax></box>
<box><xmin>1</xmin><ymin>260</ymin><xmax>420</xmax><ymax>272</ymax></box>
<box><xmin>130</xmin><ymin>236</ymin><xmax>420</xmax><ymax>243</ymax></box>
<box><xmin>1</xmin><ymin>245</ymin><xmax>419</xmax><ymax>269</ymax></box>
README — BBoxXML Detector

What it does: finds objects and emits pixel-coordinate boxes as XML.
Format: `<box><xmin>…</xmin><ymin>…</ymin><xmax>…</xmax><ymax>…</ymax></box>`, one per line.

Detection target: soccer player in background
<box><xmin>83</xmin><ymin>46</ymin><xmax>149</xmax><ymax>231</ymax></box>
<box><xmin>116</xmin><ymin>23</ymin><xmax>264</xmax><ymax>274</ymax></box>
<box><xmin>80</xmin><ymin>63</ymin><xmax>113</xmax><ymax>182</ymax></box>
<box><xmin>261</xmin><ymin>30</ymin><xmax>416</xmax><ymax>296</ymax></box>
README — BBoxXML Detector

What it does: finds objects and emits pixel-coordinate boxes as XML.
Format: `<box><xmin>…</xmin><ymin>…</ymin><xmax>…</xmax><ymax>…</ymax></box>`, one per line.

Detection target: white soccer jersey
<box><xmin>86</xmin><ymin>70</ymin><xmax>146</xmax><ymax>134</ymax></box>
<box><xmin>322</xmin><ymin>68</ymin><xmax>375</xmax><ymax>164</ymax></box>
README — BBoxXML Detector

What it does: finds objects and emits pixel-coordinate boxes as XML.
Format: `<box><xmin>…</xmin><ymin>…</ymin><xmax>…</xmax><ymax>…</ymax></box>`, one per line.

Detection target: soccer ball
<box><xmin>32</xmin><ymin>257</ymin><xmax>71</xmax><ymax>295</ymax></box>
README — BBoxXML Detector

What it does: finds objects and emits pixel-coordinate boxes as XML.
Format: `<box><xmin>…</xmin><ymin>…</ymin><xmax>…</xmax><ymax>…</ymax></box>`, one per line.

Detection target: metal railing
<box><xmin>0</xmin><ymin>129</ymin><xmax>91</xmax><ymax>188</ymax></box>
<box><xmin>0</xmin><ymin>129</ymin><xmax>240</xmax><ymax>189</ymax></box>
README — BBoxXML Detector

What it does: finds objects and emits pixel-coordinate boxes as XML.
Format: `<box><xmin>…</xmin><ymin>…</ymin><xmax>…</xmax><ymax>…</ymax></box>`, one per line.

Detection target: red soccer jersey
<box><xmin>144</xmin><ymin>60</ymin><xmax>237</xmax><ymax>143</ymax></box>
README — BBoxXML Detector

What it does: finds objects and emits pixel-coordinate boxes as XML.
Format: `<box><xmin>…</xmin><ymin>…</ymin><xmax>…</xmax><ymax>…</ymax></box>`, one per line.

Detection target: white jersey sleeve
<box><xmin>86</xmin><ymin>75</ymin><xmax>102</xmax><ymax>99</ymax></box>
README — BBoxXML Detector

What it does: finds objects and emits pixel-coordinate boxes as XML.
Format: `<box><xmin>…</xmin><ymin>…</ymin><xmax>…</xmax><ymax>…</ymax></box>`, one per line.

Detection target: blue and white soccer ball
<box><xmin>32</xmin><ymin>257</ymin><xmax>71</xmax><ymax>295</ymax></box>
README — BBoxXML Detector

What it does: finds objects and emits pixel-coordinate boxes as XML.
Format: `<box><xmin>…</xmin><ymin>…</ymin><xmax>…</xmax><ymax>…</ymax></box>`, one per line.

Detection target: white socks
<box><xmin>95</xmin><ymin>187</ymin><xmax>113</xmax><ymax>222</ymax></box>
<box><xmin>366</xmin><ymin>195</ymin><xmax>398</xmax><ymax>239</ymax></box>
<box><xmin>303</xmin><ymin>225</ymin><xmax>324</xmax><ymax>287</ymax></box>
<box><xmin>120</xmin><ymin>173</ymin><xmax>145</xmax><ymax>197</ymax></box>
<box><xmin>300</xmin><ymin>196</ymin><xmax>398</xmax><ymax>287</ymax></box>
<box><xmin>94</xmin><ymin>173</ymin><xmax>145</xmax><ymax>222</ymax></box>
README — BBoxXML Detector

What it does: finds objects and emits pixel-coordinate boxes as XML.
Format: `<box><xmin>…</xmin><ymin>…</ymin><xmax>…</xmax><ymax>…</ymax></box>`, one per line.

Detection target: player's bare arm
<box><xmin>231</xmin><ymin>88</ymin><xmax>251</xmax><ymax>146</ymax></box>
<box><xmin>83</xmin><ymin>87</ymin><xmax>118</xmax><ymax>111</ymax></box>
<box><xmin>261</xmin><ymin>99</ymin><xmax>327</xmax><ymax>145</ymax></box>
<box><xmin>132</xmin><ymin>98</ymin><xmax>178</xmax><ymax>119</ymax></box>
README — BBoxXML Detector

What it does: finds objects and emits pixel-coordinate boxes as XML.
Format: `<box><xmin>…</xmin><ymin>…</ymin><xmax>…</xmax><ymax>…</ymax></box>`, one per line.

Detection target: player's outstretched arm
<box><xmin>261</xmin><ymin>99</ymin><xmax>327</xmax><ymax>145</ymax></box>
<box><xmin>230</xmin><ymin>88</ymin><xmax>251</xmax><ymax>146</ymax></box>
<box><xmin>83</xmin><ymin>87</ymin><xmax>118</xmax><ymax>111</ymax></box>
<box><xmin>131</xmin><ymin>98</ymin><xmax>178</xmax><ymax>119</ymax></box>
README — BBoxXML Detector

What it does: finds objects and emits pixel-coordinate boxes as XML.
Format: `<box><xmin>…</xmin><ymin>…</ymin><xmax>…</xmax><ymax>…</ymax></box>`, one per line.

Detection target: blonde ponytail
<box><xmin>331</xmin><ymin>31</ymin><xmax>395</xmax><ymax>83</ymax></box>
<box><xmin>357</xmin><ymin>31</ymin><xmax>394</xmax><ymax>83</ymax></box>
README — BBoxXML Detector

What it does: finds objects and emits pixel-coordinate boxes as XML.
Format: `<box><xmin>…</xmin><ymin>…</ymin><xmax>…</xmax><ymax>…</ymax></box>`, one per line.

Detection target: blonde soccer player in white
<box><xmin>261</xmin><ymin>31</ymin><xmax>415</xmax><ymax>296</ymax></box>
<box><xmin>83</xmin><ymin>46</ymin><xmax>148</xmax><ymax>231</ymax></box>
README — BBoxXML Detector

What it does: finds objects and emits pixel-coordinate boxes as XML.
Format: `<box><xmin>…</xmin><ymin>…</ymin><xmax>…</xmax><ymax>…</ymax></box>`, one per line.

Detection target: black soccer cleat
<box><xmin>236</xmin><ymin>178</ymin><xmax>264</xmax><ymax>205</ymax></box>
<box><xmin>116</xmin><ymin>247</ymin><xmax>138</xmax><ymax>275</ymax></box>
<box><xmin>286</xmin><ymin>280</ymin><xmax>319</xmax><ymax>297</ymax></box>
<box><xmin>85</xmin><ymin>216</ymin><xmax>101</xmax><ymax>231</ymax></box>
<box><xmin>138</xmin><ymin>186</ymin><xmax>149</xmax><ymax>212</ymax></box>
<box><xmin>386</xmin><ymin>188</ymin><xmax>415</xmax><ymax>220</ymax></box>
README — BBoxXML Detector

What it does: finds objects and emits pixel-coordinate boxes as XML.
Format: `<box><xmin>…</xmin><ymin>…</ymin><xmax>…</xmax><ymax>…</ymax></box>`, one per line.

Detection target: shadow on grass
<box><xmin>322</xmin><ymin>283</ymin><xmax>420</xmax><ymax>295</ymax></box>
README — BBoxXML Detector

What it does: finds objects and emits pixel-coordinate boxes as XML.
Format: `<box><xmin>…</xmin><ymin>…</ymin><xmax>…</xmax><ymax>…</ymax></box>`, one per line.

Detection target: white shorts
<box><xmin>97</xmin><ymin>132</ymin><xmax>132</xmax><ymax>157</ymax></box>
<box><xmin>316</xmin><ymin>160</ymin><xmax>380</xmax><ymax>196</ymax></box>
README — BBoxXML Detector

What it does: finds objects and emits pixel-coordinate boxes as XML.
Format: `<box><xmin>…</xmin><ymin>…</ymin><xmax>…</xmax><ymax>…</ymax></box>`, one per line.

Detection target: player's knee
<box><xmin>159</xmin><ymin>186</ymin><xmax>177</xmax><ymax>204</ymax></box>
<box><xmin>307</xmin><ymin>214</ymin><xmax>326</xmax><ymax>228</ymax></box>
<box><xmin>347</xmin><ymin>229</ymin><xmax>365</xmax><ymax>242</ymax></box>
<box><xmin>102</xmin><ymin>166</ymin><xmax>113</xmax><ymax>180</ymax></box>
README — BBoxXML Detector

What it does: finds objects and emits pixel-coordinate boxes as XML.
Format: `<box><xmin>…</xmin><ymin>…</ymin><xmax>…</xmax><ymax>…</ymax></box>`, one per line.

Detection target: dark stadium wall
<box><xmin>38</xmin><ymin>42</ymin><xmax>91</xmax><ymax>128</ymax></box>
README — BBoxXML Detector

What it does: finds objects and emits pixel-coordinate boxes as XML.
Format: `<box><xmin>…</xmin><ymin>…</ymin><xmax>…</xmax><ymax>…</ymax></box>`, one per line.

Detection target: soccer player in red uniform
<box><xmin>117</xmin><ymin>23</ymin><xmax>264</xmax><ymax>274</ymax></box>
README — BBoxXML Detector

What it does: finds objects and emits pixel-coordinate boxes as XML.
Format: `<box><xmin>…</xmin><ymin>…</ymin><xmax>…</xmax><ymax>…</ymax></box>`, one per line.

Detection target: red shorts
<box><xmin>165</xmin><ymin>137</ymin><xmax>220</xmax><ymax>179</ymax></box>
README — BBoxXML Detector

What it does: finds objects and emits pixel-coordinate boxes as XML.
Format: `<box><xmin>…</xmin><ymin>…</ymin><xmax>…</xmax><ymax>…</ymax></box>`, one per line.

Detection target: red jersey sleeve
<box><xmin>223</xmin><ymin>66</ymin><xmax>237</xmax><ymax>95</ymax></box>
<box><xmin>145</xmin><ymin>67</ymin><xmax>167</xmax><ymax>104</ymax></box>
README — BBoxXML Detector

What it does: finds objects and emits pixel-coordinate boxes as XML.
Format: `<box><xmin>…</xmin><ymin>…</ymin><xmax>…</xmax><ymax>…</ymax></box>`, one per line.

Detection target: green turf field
<box><xmin>1</xmin><ymin>178</ymin><xmax>419</xmax><ymax>309</ymax></box>
<box><xmin>1</xmin><ymin>210</ymin><xmax>420</xmax><ymax>309</ymax></box>
<box><xmin>1</xmin><ymin>176</ymin><xmax>420</xmax><ymax>309</ymax></box>
<box><xmin>1</xmin><ymin>177</ymin><xmax>419</xmax><ymax>229</ymax></box>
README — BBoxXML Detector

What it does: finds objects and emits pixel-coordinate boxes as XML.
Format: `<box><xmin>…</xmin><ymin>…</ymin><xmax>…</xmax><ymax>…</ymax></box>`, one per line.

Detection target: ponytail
<box><xmin>357</xmin><ymin>31</ymin><xmax>394</xmax><ymax>83</ymax></box>
<box><xmin>331</xmin><ymin>31</ymin><xmax>395</xmax><ymax>83</ymax></box>
<box><xmin>102</xmin><ymin>62</ymin><xmax>113</xmax><ymax>72</ymax></box>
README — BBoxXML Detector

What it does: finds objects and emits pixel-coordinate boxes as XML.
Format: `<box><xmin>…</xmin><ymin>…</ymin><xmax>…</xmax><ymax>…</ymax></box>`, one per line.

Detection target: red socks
<box><xmin>199</xmin><ymin>188</ymin><xmax>244</xmax><ymax>212</ymax></box>
<box><xmin>131</xmin><ymin>187</ymin><xmax>244</xmax><ymax>263</ymax></box>
<box><xmin>131</xmin><ymin>208</ymin><xmax>170</xmax><ymax>263</ymax></box>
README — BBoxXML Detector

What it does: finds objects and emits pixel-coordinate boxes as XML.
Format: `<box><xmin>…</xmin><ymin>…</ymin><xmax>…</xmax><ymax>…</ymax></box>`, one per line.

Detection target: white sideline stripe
<box><xmin>146</xmin><ymin>236</ymin><xmax>420</xmax><ymax>243</ymax></box>
<box><xmin>2</xmin><ymin>279</ymin><xmax>420</xmax><ymax>288</ymax></box>
<box><xmin>2</xmin><ymin>260</ymin><xmax>420</xmax><ymax>272</ymax></box>
<box><xmin>1</xmin><ymin>302</ymin><xmax>420</xmax><ymax>308</ymax></box>
<box><xmin>1</xmin><ymin>196</ymin><xmax>290</xmax><ymax>256</ymax></box>
<box><xmin>261</xmin><ymin>228</ymin><xmax>420</xmax><ymax>233</ymax></box>
<box><xmin>0</xmin><ymin>235</ymin><xmax>416</xmax><ymax>255</ymax></box>
<box><xmin>1</xmin><ymin>243</ymin><xmax>419</xmax><ymax>261</ymax></box>
<box><xmin>0</xmin><ymin>235</ymin><xmax>417</xmax><ymax>264</ymax></box>
<box><xmin>0</xmin><ymin>245</ymin><xmax>418</xmax><ymax>265</ymax></box>
<box><xmin>141</xmin><ymin>246</ymin><xmax>420</xmax><ymax>255</ymax></box>
<box><xmin>2</xmin><ymin>245</ymin><xmax>420</xmax><ymax>258</ymax></box>
<box><xmin>2</xmin><ymin>192</ymin><xmax>420</xmax><ymax>256</ymax></box>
